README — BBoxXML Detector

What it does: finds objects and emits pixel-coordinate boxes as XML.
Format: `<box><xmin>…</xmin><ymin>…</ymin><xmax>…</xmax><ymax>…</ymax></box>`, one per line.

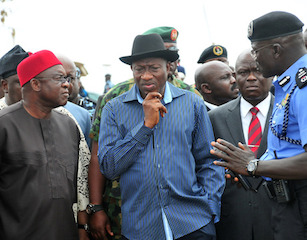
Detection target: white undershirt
<box><xmin>240</xmin><ymin>93</ymin><xmax>272</xmax><ymax>144</ymax></box>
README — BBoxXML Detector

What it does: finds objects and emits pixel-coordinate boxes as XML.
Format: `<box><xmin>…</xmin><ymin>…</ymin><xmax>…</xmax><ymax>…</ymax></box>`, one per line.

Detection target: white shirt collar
<box><xmin>240</xmin><ymin>92</ymin><xmax>272</xmax><ymax>118</ymax></box>
<box><xmin>203</xmin><ymin>100</ymin><xmax>218</xmax><ymax>110</ymax></box>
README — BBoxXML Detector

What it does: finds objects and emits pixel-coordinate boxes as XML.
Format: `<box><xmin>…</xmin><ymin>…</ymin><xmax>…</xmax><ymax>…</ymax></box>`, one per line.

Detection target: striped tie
<box><xmin>248</xmin><ymin>107</ymin><xmax>262</xmax><ymax>157</ymax></box>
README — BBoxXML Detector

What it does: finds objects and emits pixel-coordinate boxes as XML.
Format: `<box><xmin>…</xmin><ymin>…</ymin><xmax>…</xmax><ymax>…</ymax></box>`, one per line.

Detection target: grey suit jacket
<box><xmin>209</xmin><ymin>96</ymin><xmax>273</xmax><ymax>158</ymax></box>
<box><xmin>209</xmin><ymin>95</ymin><xmax>275</xmax><ymax>240</ymax></box>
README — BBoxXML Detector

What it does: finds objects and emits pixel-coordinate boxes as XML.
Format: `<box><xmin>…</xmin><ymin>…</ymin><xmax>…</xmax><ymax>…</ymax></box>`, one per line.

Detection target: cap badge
<box><xmin>213</xmin><ymin>46</ymin><xmax>223</xmax><ymax>56</ymax></box>
<box><xmin>247</xmin><ymin>21</ymin><xmax>253</xmax><ymax>38</ymax></box>
<box><xmin>170</xmin><ymin>29</ymin><xmax>178</xmax><ymax>41</ymax></box>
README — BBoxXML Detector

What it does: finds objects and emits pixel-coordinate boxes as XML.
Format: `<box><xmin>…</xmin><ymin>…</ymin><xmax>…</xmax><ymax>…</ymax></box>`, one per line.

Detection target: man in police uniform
<box><xmin>211</xmin><ymin>11</ymin><xmax>307</xmax><ymax>240</ymax></box>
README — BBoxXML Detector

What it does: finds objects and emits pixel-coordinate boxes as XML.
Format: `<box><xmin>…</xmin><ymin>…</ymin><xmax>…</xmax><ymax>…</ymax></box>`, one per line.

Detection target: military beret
<box><xmin>143</xmin><ymin>26</ymin><xmax>179</xmax><ymax>43</ymax></box>
<box><xmin>197</xmin><ymin>45</ymin><xmax>228</xmax><ymax>63</ymax></box>
<box><xmin>248</xmin><ymin>11</ymin><xmax>304</xmax><ymax>42</ymax></box>
<box><xmin>0</xmin><ymin>45</ymin><xmax>29</xmax><ymax>79</ymax></box>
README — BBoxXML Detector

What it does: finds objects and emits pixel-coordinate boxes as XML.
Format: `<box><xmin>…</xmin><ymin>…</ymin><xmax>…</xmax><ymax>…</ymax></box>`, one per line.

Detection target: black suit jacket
<box><xmin>209</xmin><ymin>96</ymin><xmax>276</xmax><ymax>240</ymax></box>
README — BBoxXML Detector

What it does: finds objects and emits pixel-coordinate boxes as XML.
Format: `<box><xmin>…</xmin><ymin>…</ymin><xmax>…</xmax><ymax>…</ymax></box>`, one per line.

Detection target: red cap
<box><xmin>17</xmin><ymin>50</ymin><xmax>62</xmax><ymax>87</ymax></box>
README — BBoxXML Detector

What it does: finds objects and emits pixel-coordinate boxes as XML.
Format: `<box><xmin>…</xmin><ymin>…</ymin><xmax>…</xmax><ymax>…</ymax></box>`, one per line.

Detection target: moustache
<box><xmin>231</xmin><ymin>83</ymin><xmax>238</xmax><ymax>91</ymax></box>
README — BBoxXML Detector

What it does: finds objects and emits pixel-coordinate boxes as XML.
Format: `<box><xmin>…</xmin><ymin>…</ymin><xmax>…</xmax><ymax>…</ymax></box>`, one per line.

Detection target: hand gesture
<box><xmin>143</xmin><ymin>92</ymin><xmax>167</xmax><ymax>129</ymax></box>
<box><xmin>210</xmin><ymin>139</ymin><xmax>255</xmax><ymax>175</ymax></box>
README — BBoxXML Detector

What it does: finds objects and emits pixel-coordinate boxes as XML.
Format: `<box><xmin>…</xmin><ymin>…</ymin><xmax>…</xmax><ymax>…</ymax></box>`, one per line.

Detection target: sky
<box><xmin>1</xmin><ymin>0</ymin><xmax>307</xmax><ymax>95</ymax></box>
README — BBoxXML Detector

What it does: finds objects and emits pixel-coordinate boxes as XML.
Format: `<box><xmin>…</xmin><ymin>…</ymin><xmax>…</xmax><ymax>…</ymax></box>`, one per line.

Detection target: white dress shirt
<box><xmin>240</xmin><ymin>93</ymin><xmax>272</xmax><ymax>144</ymax></box>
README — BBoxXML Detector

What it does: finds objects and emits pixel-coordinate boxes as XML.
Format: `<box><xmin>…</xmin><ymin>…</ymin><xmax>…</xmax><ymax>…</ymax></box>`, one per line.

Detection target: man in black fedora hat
<box><xmin>88</xmin><ymin>27</ymin><xmax>202</xmax><ymax>240</ymax></box>
<box><xmin>97</xmin><ymin>33</ymin><xmax>225</xmax><ymax>240</ymax></box>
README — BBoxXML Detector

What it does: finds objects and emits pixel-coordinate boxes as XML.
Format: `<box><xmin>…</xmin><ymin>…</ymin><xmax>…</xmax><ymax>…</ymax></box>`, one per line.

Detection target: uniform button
<box><xmin>157</xmin><ymin>164</ymin><xmax>161</xmax><ymax>168</ymax></box>
<box><xmin>276</xmin><ymin>103</ymin><xmax>279</xmax><ymax>107</ymax></box>
<box><xmin>160</xmin><ymin>184</ymin><xmax>163</xmax><ymax>189</ymax></box>
<box><xmin>273</xmin><ymin>121</ymin><xmax>276</xmax><ymax>124</ymax></box>
<box><xmin>156</xmin><ymin>144</ymin><xmax>159</xmax><ymax>148</ymax></box>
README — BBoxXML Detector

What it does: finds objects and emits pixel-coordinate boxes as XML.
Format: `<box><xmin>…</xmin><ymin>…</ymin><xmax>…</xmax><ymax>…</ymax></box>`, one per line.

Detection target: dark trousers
<box><xmin>272</xmin><ymin>180</ymin><xmax>307</xmax><ymax>240</ymax></box>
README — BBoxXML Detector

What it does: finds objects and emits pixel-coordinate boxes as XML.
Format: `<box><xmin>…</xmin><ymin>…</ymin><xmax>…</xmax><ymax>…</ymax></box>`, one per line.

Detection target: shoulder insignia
<box><xmin>278</xmin><ymin>76</ymin><xmax>290</xmax><ymax>87</ymax></box>
<box><xmin>296</xmin><ymin>67</ymin><xmax>307</xmax><ymax>89</ymax></box>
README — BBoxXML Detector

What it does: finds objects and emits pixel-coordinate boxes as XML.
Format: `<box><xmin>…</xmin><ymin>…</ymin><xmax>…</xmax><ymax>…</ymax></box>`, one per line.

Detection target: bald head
<box><xmin>235</xmin><ymin>49</ymin><xmax>253</xmax><ymax>70</ymax></box>
<box><xmin>195</xmin><ymin>61</ymin><xmax>232</xmax><ymax>88</ymax></box>
<box><xmin>195</xmin><ymin>61</ymin><xmax>238</xmax><ymax>106</ymax></box>
<box><xmin>56</xmin><ymin>55</ymin><xmax>76</xmax><ymax>76</ymax></box>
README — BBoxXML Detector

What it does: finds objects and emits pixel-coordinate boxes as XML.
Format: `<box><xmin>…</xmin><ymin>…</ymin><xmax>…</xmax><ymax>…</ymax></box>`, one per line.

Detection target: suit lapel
<box><xmin>225</xmin><ymin>97</ymin><xmax>246</xmax><ymax>145</ymax></box>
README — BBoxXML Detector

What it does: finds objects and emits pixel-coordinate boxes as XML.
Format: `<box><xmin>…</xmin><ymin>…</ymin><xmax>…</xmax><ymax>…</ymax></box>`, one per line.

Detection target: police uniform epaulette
<box><xmin>278</xmin><ymin>76</ymin><xmax>290</xmax><ymax>87</ymax></box>
<box><xmin>295</xmin><ymin>67</ymin><xmax>307</xmax><ymax>89</ymax></box>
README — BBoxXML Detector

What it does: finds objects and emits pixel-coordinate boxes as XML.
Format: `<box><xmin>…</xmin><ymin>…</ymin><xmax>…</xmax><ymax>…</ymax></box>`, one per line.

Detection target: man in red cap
<box><xmin>0</xmin><ymin>50</ymin><xmax>80</xmax><ymax>240</ymax></box>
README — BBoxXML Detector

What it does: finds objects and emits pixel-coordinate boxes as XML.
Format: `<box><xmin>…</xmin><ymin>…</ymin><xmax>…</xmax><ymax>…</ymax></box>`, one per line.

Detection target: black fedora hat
<box><xmin>119</xmin><ymin>34</ymin><xmax>179</xmax><ymax>65</ymax></box>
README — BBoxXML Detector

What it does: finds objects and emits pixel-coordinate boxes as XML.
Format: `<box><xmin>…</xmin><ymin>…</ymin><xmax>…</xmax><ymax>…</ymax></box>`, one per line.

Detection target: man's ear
<box><xmin>272</xmin><ymin>43</ymin><xmax>282</xmax><ymax>59</ymax></box>
<box><xmin>167</xmin><ymin>61</ymin><xmax>176</xmax><ymax>74</ymax></box>
<box><xmin>30</xmin><ymin>78</ymin><xmax>41</xmax><ymax>92</ymax></box>
<box><xmin>1</xmin><ymin>79</ymin><xmax>8</xmax><ymax>93</ymax></box>
<box><xmin>201</xmin><ymin>83</ymin><xmax>212</xmax><ymax>94</ymax></box>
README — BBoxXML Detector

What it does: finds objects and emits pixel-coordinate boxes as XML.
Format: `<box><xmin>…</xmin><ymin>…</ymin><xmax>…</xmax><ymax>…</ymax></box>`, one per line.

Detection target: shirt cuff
<box><xmin>131</xmin><ymin>122</ymin><xmax>154</xmax><ymax>144</ymax></box>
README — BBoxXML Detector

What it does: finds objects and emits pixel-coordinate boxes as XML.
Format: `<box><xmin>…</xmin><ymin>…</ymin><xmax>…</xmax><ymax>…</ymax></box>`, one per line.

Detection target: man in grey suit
<box><xmin>209</xmin><ymin>49</ymin><xmax>276</xmax><ymax>240</ymax></box>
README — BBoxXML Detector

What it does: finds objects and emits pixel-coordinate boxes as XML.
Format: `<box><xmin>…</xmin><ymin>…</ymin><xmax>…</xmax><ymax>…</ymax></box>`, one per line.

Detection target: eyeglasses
<box><xmin>35</xmin><ymin>75</ymin><xmax>72</xmax><ymax>84</ymax></box>
<box><xmin>251</xmin><ymin>44</ymin><xmax>274</xmax><ymax>58</ymax></box>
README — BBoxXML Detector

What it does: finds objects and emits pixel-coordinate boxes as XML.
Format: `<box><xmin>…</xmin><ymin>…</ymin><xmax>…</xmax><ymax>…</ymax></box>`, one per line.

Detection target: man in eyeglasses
<box><xmin>0</xmin><ymin>50</ymin><xmax>80</xmax><ymax>240</ymax></box>
<box><xmin>211</xmin><ymin>11</ymin><xmax>307</xmax><ymax>240</ymax></box>
<box><xmin>57</xmin><ymin>54</ymin><xmax>92</xmax><ymax>148</ymax></box>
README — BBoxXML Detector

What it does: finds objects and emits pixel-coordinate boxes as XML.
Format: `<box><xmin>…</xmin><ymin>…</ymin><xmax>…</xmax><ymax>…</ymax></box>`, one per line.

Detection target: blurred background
<box><xmin>1</xmin><ymin>0</ymin><xmax>307</xmax><ymax>99</ymax></box>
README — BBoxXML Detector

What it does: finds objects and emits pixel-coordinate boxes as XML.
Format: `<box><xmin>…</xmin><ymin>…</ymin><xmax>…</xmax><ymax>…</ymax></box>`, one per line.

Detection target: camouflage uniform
<box><xmin>89</xmin><ymin>76</ymin><xmax>202</xmax><ymax>239</ymax></box>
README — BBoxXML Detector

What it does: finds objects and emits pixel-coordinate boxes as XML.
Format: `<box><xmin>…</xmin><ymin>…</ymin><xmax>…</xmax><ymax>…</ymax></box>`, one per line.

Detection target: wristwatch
<box><xmin>78</xmin><ymin>223</ymin><xmax>90</xmax><ymax>233</ymax></box>
<box><xmin>246</xmin><ymin>159</ymin><xmax>259</xmax><ymax>176</ymax></box>
<box><xmin>86</xmin><ymin>203</ymin><xmax>104</xmax><ymax>215</ymax></box>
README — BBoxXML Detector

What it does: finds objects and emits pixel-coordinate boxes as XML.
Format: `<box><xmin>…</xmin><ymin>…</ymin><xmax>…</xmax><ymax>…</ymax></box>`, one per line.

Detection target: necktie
<box><xmin>248</xmin><ymin>107</ymin><xmax>262</xmax><ymax>157</ymax></box>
